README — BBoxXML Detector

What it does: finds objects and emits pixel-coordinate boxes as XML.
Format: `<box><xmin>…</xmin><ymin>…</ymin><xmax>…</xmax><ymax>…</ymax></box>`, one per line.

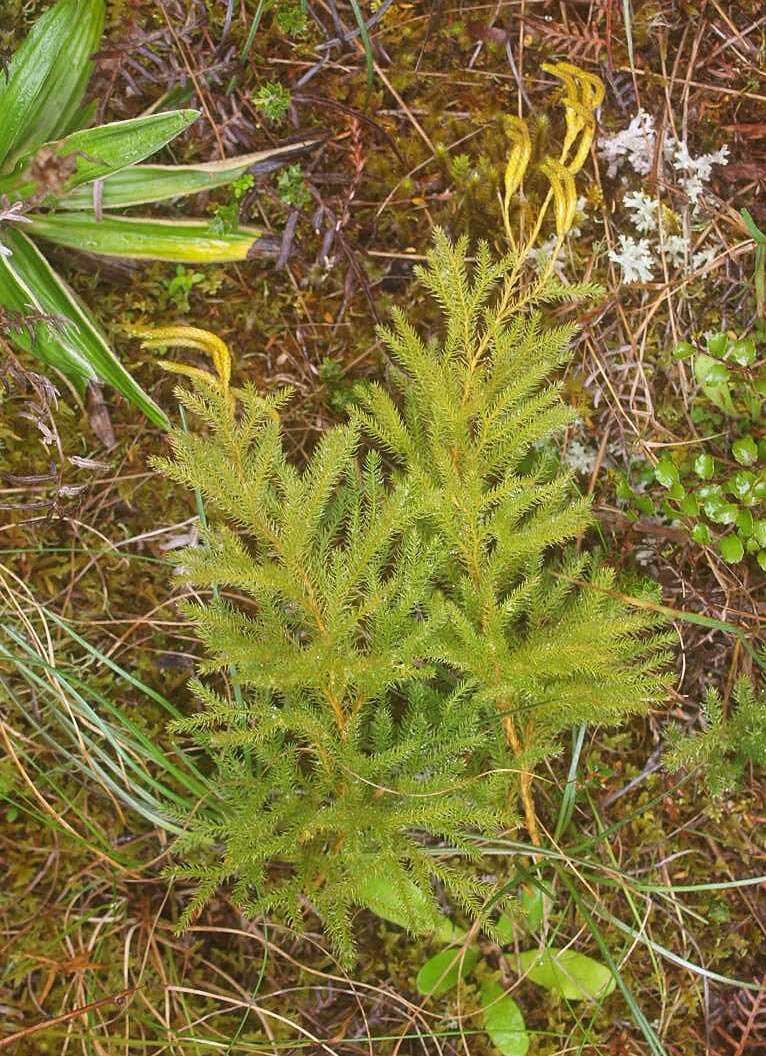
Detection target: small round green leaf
<box><xmin>753</xmin><ymin>521</ymin><xmax>766</xmax><ymax>548</ymax></box>
<box><xmin>706</xmin><ymin>501</ymin><xmax>739</xmax><ymax>526</ymax></box>
<box><xmin>679</xmin><ymin>493</ymin><xmax>700</xmax><ymax>517</ymax></box>
<box><xmin>693</xmin><ymin>453</ymin><xmax>715</xmax><ymax>480</ymax></box>
<box><xmin>703</xmin><ymin>362</ymin><xmax>730</xmax><ymax>383</ymax></box>
<box><xmin>516</xmin><ymin>949</ymin><xmax>616</xmax><ymax>1002</ymax></box>
<box><xmin>732</xmin><ymin>436</ymin><xmax>758</xmax><ymax>466</ymax></box>
<box><xmin>634</xmin><ymin>494</ymin><xmax>655</xmax><ymax>516</ymax></box>
<box><xmin>673</xmin><ymin>340</ymin><xmax>695</xmax><ymax>360</ymax></box>
<box><xmin>736</xmin><ymin>508</ymin><xmax>754</xmax><ymax>537</ymax></box>
<box><xmin>416</xmin><ymin>946</ymin><xmax>480</xmax><ymax>997</ymax></box>
<box><xmin>719</xmin><ymin>534</ymin><xmax>744</xmax><ymax>563</ymax></box>
<box><xmin>480</xmin><ymin>980</ymin><xmax>529</xmax><ymax>1056</ymax></box>
<box><xmin>729</xmin><ymin>470</ymin><xmax>756</xmax><ymax>502</ymax></box>
<box><xmin>698</xmin><ymin>483</ymin><xmax>723</xmax><ymax>501</ymax></box>
<box><xmin>730</xmin><ymin>337</ymin><xmax>756</xmax><ymax>366</ymax></box>
<box><xmin>654</xmin><ymin>460</ymin><xmax>679</xmax><ymax>488</ymax></box>
<box><xmin>706</xmin><ymin>332</ymin><xmax>728</xmax><ymax>357</ymax></box>
<box><xmin>691</xmin><ymin>523</ymin><xmax>711</xmax><ymax>545</ymax></box>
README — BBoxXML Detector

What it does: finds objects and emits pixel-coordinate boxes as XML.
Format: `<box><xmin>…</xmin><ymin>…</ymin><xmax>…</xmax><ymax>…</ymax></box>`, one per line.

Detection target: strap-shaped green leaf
<box><xmin>0</xmin><ymin>228</ymin><xmax>169</xmax><ymax>427</ymax></box>
<box><xmin>0</xmin><ymin>0</ymin><xmax>105</xmax><ymax>171</ymax></box>
<box><xmin>56</xmin><ymin>139</ymin><xmax>320</xmax><ymax>210</ymax></box>
<box><xmin>25</xmin><ymin>213</ymin><xmax>273</xmax><ymax>263</ymax></box>
<box><xmin>8</xmin><ymin>111</ymin><xmax>200</xmax><ymax>200</ymax></box>
<box><xmin>0</xmin><ymin>235</ymin><xmax>93</xmax><ymax>381</ymax></box>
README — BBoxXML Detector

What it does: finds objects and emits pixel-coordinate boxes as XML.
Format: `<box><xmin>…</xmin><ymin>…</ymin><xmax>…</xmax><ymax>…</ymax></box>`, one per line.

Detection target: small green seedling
<box><xmin>619</xmin><ymin>326</ymin><xmax>766</xmax><ymax>568</ymax></box>
<box><xmin>366</xmin><ymin>875</ymin><xmax>615</xmax><ymax>1056</ymax></box>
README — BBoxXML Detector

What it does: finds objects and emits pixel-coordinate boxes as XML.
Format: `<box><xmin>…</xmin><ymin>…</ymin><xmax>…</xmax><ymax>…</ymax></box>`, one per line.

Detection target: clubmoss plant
<box><xmin>353</xmin><ymin>233</ymin><xmax>673</xmax><ymax>846</ymax></box>
<box><xmin>136</xmin><ymin>223</ymin><xmax>670</xmax><ymax>961</ymax></box>
<box><xmin>666</xmin><ymin>678</ymin><xmax>766</xmax><ymax>796</ymax></box>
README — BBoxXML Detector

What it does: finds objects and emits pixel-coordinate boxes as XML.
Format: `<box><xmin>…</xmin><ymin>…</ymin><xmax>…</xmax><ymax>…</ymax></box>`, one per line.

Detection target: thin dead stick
<box><xmin>0</xmin><ymin>988</ymin><xmax>137</xmax><ymax>1049</ymax></box>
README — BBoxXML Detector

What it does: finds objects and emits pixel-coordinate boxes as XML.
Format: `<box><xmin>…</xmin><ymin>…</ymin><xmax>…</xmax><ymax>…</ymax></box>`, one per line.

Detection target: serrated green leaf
<box><xmin>416</xmin><ymin>946</ymin><xmax>480</xmax><ymax>997</ymax></box>
<box><xmin>516</xmin><ymin>948</ymin><xmax>616</xmax><ymax>1001</ymax></box>
<box><xmin>9</xmin><ymin>111</ymin><xmax>200</xmax><ymax>200</ymax></box>
<box><xmin>57</xmin><ymin>139</ymin><xmax>319</xmax><ymax>210</ymax></box>
<box><xmin>0</xmin><ymin>227</ymin><xmax>168</xmax><ymax>427</ymax></box>
<box><xmin>0</xmin><ymin>0</ymin><xmax>105</xmax><ymax>170</ymax></box>
<box><xmin>480</xmin><ymin>980</ymin><xmax>529</xmax><ymax>1056</ymax></box>
<box><xmin>25</xmin><ymin>213</ymin><xmax>272</xmax><ymax>263</ymax></box>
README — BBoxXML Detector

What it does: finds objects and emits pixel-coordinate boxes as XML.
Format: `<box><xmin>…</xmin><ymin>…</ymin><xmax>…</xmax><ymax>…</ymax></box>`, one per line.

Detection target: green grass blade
<box><xmin>0</xmin><ymin>0</ymin><xmax>105</xmax><ymax>170</ymax></box>
<box><xmin>348</xmin><ymin>0</ymin><xmax>375</xmax><ymax>92</ymax></box>
<box><xmin>554</xmin><ymin>866</ymin><xmax>666</xmax><ymax>1056</ymax></box>
<box><xmin>26</xmin><ymin>212</ymin><xmax>273</xmax><ymax>263</ymax></box>
<box><xmin>0</xmin><ymin>228</ymin><xmax>169</xmax><ymax>426</ymax></box>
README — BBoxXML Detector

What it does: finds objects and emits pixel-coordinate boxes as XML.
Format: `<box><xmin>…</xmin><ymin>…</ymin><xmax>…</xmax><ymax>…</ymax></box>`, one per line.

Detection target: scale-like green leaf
<box><xmin>25</xmin><ymin>213</ymin><xmax>273</xmax><ymax>263</ymax></box>
<box><xmin>480</xmin><ymin>980</ymin><xmax>529</xmax><ymax>1056</ymax></box>
<box><xmin>0</xmin><ymin>0</ymin><xmax>105</xmax><ymax>170</ymax></box>
<box><xmin>415</xmin><ymin>946</ymin><xmax>480</xmax><ymax>997</ymax></box>
<box><xmin>9</xmin><ymin>111</ymin><xmax>200</xmax><ymax>200</ymax></box>
<box><xmin>57</xmin><ymin>139</ymin><xmax>320</xmax><ymax>210</ymax></box>
<box><xmin>516</xmin><ymin>948</ymin><xmax>616</xmax><ymax>1001</ymax></box>
<box><xmin>0</xmin><ymin>228</ymin><xmax>169</xmax><ymax>427</ymax></box>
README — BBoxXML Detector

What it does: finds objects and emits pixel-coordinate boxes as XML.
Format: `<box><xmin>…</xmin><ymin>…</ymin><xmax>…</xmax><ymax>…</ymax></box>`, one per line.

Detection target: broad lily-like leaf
<box><xmin>57</xmin><ymin>138</ymin><xmax>321</xmax><ymax>210</ymax></box>
<box><xmin>26</xmin><ymin>212</ymin><xmax>276</xmax><ymax>263</ymax></box>
<box><xmin>480</xmin><ymin>981</ymin><xmax>529</xmax><ymax>1056</ymax></box>
<box><xmin>6</xmin><ymin>111</ymin><xmax>200</xmax><ymax>200</ymax></box>
<box><xmin>0</xmin><ymin>227</ymin><xmax>169</xmax><ymax>427</ymax></box>
<box><xmin>0</xmin><ymin>0</ymin><xmax>105</xmax><ymax>171</ymax></box>
<box><xmin>516</xmin><ymin>948</ymin><xmax>616</xmax><ymax>1002</ymax></box>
